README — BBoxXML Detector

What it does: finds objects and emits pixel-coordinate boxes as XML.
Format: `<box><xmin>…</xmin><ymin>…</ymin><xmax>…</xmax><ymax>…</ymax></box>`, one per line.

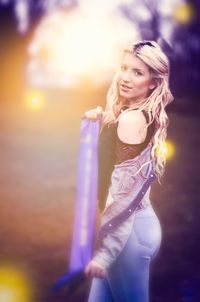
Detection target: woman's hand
<box><xmin>84</xmin><ymin>106</ymin><xmax>103</xmax><ymax>121</ymax></box>
<box><xmin>85</xmin><ymin>260</ymin><xmax>106</xmax><ymax>279</ymax></box>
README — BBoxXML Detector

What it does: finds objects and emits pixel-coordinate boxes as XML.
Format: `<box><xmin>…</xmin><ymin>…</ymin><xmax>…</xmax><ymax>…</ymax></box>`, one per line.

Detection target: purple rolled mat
<box><xmin>52</xmin><ymin>118</ymin><xmax>101</xmax><ymax>292</ymax></box>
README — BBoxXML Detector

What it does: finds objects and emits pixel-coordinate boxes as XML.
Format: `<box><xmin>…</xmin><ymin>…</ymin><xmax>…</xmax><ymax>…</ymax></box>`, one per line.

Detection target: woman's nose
<box><xmin>121</xmin><ymin>71</ymin><xmax>131</xmax><ymax>82</ymax></box>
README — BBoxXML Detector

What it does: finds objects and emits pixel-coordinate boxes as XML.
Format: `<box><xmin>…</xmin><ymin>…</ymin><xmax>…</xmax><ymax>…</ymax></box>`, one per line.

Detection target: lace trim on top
<box><xmin>115</xmin><ymin>107</ymin><xmax>155</xmax><ymax>164</ymax></box>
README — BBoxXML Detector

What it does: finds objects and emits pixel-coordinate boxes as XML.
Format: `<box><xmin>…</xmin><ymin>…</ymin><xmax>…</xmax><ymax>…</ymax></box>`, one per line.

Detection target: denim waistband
<box><xmin>134</xmin><ymin>203</ymin><xmax>157</xmax><ymax>217</ymax></box>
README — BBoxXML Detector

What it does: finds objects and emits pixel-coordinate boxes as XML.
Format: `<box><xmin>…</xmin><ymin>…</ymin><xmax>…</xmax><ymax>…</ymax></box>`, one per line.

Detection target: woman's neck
<box><xmin>124</xmin><ymin>96</ymin><xmax>148</xmax><ymax>109</ymax></box>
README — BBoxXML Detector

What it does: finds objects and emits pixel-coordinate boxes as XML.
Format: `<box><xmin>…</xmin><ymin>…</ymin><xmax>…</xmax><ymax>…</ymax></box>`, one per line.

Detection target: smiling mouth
<box><xmin>120</xmin><ymin>83</ymin><xmax>132</xmax><ymax>90</ymax></box>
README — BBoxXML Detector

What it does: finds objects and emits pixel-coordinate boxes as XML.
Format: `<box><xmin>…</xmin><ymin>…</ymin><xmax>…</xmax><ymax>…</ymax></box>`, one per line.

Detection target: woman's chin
<box><xmin>119</xmin><ymin>90</ymin><xmax>131</xmax><ymax>98</ymax></box>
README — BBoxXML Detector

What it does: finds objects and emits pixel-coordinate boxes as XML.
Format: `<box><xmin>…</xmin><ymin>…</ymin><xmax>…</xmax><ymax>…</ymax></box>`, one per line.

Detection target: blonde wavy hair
<box><xmin>103</xmin><ymin>40</ymin><xmax>174</xmax><ymax>180</ymax></box>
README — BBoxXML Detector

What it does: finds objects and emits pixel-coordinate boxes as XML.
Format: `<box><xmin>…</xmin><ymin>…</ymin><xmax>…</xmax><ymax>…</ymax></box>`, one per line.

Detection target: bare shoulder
<box><xmin>117</xmin><ymin>110</ymin><xmax>147</xmax><ymax>144</ymax></box>
<box><xmin>118</xmin><ymin>110</ymin><xmax>146</xmax><ymax>125</ymax></box>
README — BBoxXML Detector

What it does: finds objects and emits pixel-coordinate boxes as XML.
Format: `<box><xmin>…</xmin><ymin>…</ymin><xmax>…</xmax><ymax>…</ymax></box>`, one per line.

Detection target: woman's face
<box><xmin>118</xmin><ymin>52</ymin><xmax>155</xmax><ymax>104</ymax></box>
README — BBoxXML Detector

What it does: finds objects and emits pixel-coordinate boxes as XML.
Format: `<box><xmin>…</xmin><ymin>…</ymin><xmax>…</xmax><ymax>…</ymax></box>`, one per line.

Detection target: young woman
<box><xmin>84</xmin><ymin>40</ymin><xmax>174</xmax><ymax>302</ymax></box>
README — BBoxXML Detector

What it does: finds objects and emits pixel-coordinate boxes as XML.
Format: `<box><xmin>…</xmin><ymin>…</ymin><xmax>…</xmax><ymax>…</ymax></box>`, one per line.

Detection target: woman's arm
<box><xmin>117</xmin><ymin>110</ymin><xmax>147</xmax><ymax>144</ymax></box>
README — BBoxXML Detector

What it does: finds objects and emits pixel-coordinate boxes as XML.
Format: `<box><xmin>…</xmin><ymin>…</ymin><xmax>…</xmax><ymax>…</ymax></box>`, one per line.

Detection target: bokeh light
<box><xmin>27</xmin><ymin>8</ymin><xmax>138</xmax><ymax>87</ymax></box>
<box><xmin>155</xmin><ymin>139</ymin><xmax>175</xmax><ymax>161</ymax></box>
<box><xmin>24</xmin><ymin>89</ymin><xmax>45</xmax><ymax>110</ymax></box>
<box><xmin>173</xmin><ymin>3</ymin><xmax>195</xmax><ymax>24</ymax></box>
<box><xmin>165</xmin><ymin>139</ymin><xmax>175</xmax><ymax>160</ymax></box>
<box><xmin>0</xmin><ymin>264</ymin><xmax>33</xmax><ymax>302</ymax></box>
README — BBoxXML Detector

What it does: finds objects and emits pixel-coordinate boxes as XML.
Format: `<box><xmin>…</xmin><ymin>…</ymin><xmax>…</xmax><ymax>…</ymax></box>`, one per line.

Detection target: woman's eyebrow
<box><xmin>122</xmin><ymin>64</ymin><xmax>141</xmax><ymax>69</ymax></box>
<box><xmin>121</xmin><ymin>63</ymin><xmax>145</xmax><ymax>73</ymax></box>
<box><xmin>132</xmin><ymin>67</ymin><xmax>144</xmax><ymax>73</ymax></box>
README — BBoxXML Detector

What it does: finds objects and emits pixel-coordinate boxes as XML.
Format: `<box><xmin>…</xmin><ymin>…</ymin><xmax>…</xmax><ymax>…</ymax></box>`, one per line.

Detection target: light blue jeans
<box><xmin>88</xmin><ymin>205</ymin><xmax>162</xmax><ymax>302</ymax></box>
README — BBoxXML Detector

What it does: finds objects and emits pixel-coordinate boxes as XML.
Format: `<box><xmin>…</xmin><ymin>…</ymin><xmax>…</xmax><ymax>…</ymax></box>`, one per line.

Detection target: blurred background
<box><xmin>0</xmin><ymin>0</ymin><xmax>200</xmax><ymax>301</ymax></box>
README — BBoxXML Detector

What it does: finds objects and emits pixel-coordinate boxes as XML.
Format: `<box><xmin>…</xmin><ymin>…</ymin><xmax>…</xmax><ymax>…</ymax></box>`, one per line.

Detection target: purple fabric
<box><xmin>69</xmin><ymin>117</ymin><xmax>101</xmax><ymax>271</ymax></box>
<box><xmin>52</xmin><ymin>118</ymin><xmax>100</xmax><ymax>292</ymax></box>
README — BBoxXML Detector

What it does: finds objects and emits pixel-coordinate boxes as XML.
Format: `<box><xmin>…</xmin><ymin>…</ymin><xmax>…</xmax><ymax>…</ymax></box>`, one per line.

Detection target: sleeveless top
<box><xmin>115</xmin><ymin>109</ymin><xmax>155</xmax><ymax>164</ymax></box>
<box><xmin>98</xmin><ymin>108</ymin><xmax>155</xmax><ymax>212</ymax></box>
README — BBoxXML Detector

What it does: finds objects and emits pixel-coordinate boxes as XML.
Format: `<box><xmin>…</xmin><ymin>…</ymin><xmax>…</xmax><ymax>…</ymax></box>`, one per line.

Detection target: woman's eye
<box><xmin>134</xmin><ymin>70</ymin><xmax>142</xmax><ymax>76</ymax></box>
